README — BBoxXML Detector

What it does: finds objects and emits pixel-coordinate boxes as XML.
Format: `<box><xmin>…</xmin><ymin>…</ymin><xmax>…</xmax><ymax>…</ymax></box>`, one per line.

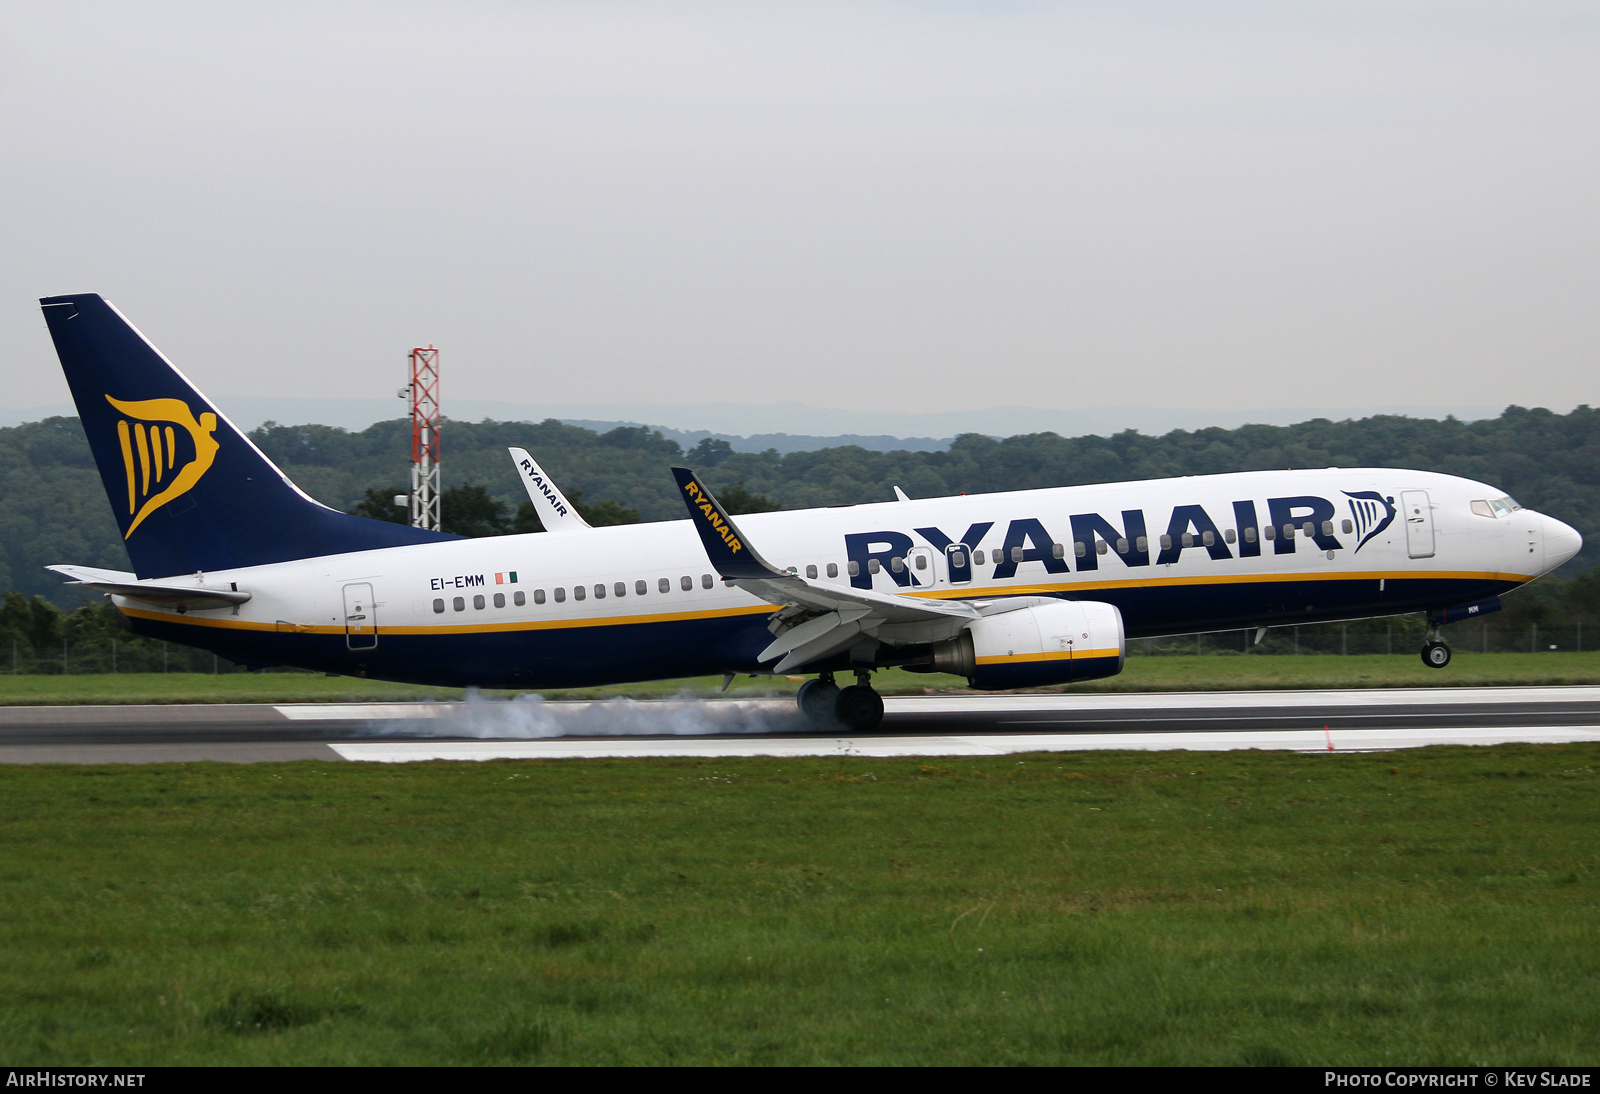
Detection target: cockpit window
<box><xmin>1473</xmin><ymin>496</ymin><xmax>1522</xmax><ymax>518</ymax></box>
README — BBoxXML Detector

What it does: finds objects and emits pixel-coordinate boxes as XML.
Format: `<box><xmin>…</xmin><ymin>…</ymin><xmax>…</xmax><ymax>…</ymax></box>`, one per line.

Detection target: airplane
<box><xmin>39</xmin><ymin>293</ymin><xmax>1583</xmax><ymax>730</ymax></box>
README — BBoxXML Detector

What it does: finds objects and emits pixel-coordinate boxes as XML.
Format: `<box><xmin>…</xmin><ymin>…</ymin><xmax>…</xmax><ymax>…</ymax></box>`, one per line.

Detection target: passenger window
<box><xmin>636</xmin><ymin>580</ymin><xmax>647</xmax><ymax>596</ymax></box>
<box><xmin>1282</xmin><ymin>525</ymin><xmax>1295</xmax><ymax>539</ymax></box>
<box><xmin>1160</xmin><ymin>535</ymin><xmax>1172</xmax><ymax>550</ymax></box>
<box><xmin>1223</xmin><ymin>529</ymin><xmax>1236</xmax><ymax>544</ymax></box>
<box><xmin>1341</xmin><ymin>519</ymin><xmax>1354</xmax><ymax>534</ymax></box>
<box><xmin>553</xmin><ymin>588</ymin><xmax>565</xmax><ymax>603</ymax></box>
<box><xmin>1051</xmin><ymin>543</ymin><xmax>1065</xmax><ymax>559</ymax></box>
<box><xmin>453</xmin><ymin>597</ymin><xmax>465</xmax><ymax>611</ymax></box>
<box><xmin>869</xmin><ymin>559</ymin><xmax>882</xmax><ymax>574</ymax></box>
<box><xmin>1244</xmin><ymin>527</ymin><xmax>1257</xmax><ymax>543</ymax></box>
<box><xmin>702</xmin><ymin>574</ymin><xmax>713</xmax><ymax>589</ymax></box>
<box><xmin>890</xmin><ymin>557</ymin><xmax>904</xmax><ymax>573</ymax></box>
<box><xmin>1321</xmin><ymin>521</ymin><xmax>1333</xmax><ymax>536</ymax></box>
<box><xmin>1096</xmin><ymin>540</ymin><xmax>1107</xmax><ymax>555</ymax></box>
<box><xmin>1202</xmin><ymin>531</ymin><xmax>1214</xmax><ymax>546</ymax></box>
<box><xmin>1117</xmin><ymin>538</ymin><xmax>1129</xmax><ymax>553</ymax></box>
<box><xmin>614</xmin><ymin>582</ymin><xmax>626</xmax><ymax>597</ymax></box>
<box><xmin>1136</xmin><ymin>536</ymin><xmax>1148</xmax><ymax>552</ymax></box>
<box><xmin>681</xmin><ymin>575</ymin><xmax>693</xmax><ymax>591</ymax></box>
<box><xmin>473</xmin><ymin>594</ymin><xmax>485</xmax><ymax>610</ymax></box>
<box><xmin>1074</xmin><ymin>541</ymin><xmax>1086</xmax><ymax>558</ymax></box>
<box><xmin>595</xmin><ymin>584</ymin><xmax>607</xmax><ymax>599</ymax></box>
<box><xmin>951</xmin><ymin>551</ymin><xmax>965</xmax><ymax>567</ymax></box>
<box><xmin>827</xmin><ymin>563</ymin><xmax>838</xmax><ymax>578</ymax></box>
<box><xmin>806</xmin><ymin>564</ymin><xmax>818</xmax><ymax>578</ymax></box>
<box><xmin>848</xmin><ymin>561</ymin><xmax>860</xmax><ymax>576</ymax></box>
<box><xmin>1011</xmin><ymin>546</ymin><xmax>1024</xmax><ymax>563</ymax></box>
<box><xmin>659</xmin><ymin>577</ymin><xmax>670</xmax><ymax>593</ymax></box>
<box><xmin>1181</xmin><ymin>533</ymin><xmax>1193</xmax><ymax>548</ymax></box>
<box><xmin>433</xmin><ymin>598</ymin><xmax>445</xmax><ymax>614</ymax></box>
<box><xmin>519</xmin><ymin>591</ymin><xmax>530</xmax><ymax>606</ymax></box>
<box><xmin>574</xmin><ymin>586</ymin><xmax>585</xmax><ymax>601</ymax></box>
<box><xmin>915</xmin><ymin>554</ymin><xmax>927</xmax><ymax>569</ymax></box>
<box><xmin>1262</xmin><ymin>526</ymin><xmax>1275</xmax><ymax>541</ymax></box>
<box><xmin>493</xmin><ymin>592</ymin><xmax>505</xmax><ymax>608</ymax></box>
<box><xmin>1302</xmin><ymin>522</ymin><xmax>1314</xmax><ymax>537</ymax></box>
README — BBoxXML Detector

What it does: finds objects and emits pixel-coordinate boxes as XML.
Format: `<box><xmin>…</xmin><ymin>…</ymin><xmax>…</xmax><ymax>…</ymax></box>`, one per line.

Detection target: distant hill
<box><xmin>3</xmin><ymin>405</ymin><xmax>1595</xmax><ymax>608</ymax></box>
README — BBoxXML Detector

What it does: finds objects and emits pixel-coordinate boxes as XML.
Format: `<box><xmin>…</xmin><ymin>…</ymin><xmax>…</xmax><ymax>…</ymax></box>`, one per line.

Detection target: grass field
<box><xmin>2</xmin><ymin>651</ymin><xmax>1599</xmax><ymax>705</ymax></box>
<box><xmin>1</xmin><ymin>744</ymin><xmax>1596</xmax><ymax>1065</ymax></box>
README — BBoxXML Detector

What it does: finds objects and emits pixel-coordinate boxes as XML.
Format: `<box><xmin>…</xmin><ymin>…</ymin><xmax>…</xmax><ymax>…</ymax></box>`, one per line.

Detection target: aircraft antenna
<box><xmin>407</xmin><ymin>344</ymin><xmax>441</xmax><ymax>531</ymax></box>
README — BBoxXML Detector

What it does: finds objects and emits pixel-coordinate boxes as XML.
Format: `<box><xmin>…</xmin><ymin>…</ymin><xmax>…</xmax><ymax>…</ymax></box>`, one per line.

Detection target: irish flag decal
<box><xmin>495</xmin><ymin>572</ymin><xmax>518</xmax><ymax>585</ymax></box>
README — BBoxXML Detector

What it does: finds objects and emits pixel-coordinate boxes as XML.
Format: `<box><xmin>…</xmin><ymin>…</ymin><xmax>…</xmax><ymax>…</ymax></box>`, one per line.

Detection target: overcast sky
<box><xmin>2</xmin><ymin>1</ymin><xmax>1596</xmax><ymax>432</ymax></box>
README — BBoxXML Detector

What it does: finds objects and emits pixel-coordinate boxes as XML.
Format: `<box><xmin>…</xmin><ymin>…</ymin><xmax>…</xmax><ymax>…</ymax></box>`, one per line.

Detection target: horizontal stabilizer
<box><xmin>47</xmin><ymin>564</ymin><xmax>250</xmax><ymax>611</ymax></box>
<box><xmin>509</xmin><ymin>448</ymin><xmax>591</xmax><ymax>532</ymax></box>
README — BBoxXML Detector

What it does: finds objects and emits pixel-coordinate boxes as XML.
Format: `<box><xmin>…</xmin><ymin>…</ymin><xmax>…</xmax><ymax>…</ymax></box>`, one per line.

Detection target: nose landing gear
<box><xmin>1421</xmin><ymin>637</ymin><xmax>1452</xmax><ymax>668</ymax></box>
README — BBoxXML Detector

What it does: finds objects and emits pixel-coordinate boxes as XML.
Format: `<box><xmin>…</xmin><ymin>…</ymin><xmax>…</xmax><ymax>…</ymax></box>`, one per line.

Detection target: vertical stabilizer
<box><xmin>40</xmin><ymin>294</ymin><xmax>456</xmax><ymax>578</ymax></box>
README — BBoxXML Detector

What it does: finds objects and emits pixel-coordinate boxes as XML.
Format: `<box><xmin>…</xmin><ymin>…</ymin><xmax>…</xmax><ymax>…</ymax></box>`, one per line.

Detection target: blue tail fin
<box><xmin>40</xmin><ymin>294</ymin><xmax>456</xmax><ymax>578</ymax></box>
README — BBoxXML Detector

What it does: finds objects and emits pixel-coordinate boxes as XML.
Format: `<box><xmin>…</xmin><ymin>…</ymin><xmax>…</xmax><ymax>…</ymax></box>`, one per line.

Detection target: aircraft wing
<box><xmin>669</xmin><ymin>467</ymin><xmax>979</xmax><ymax>672</ymax></box>
<box><xmin>509</xmin><ymin>448</ymin><xmax>592</xmax><ymax>532</ymax></box>
<box><xmin>47</xmin><ymin>564</ymin><xmax>251</xmax><ymax>611</ymax></box>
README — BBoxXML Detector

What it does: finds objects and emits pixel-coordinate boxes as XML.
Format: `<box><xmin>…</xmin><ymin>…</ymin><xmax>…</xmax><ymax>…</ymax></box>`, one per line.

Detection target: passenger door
<box><xmin>1401</xmin><ymin>491</ymin><xmax>1435</xmax><ymax>559</ymax></box>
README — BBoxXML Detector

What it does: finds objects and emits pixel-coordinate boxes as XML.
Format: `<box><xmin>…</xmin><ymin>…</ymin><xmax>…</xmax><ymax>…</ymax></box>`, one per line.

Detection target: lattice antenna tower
<box><xmin>407</xmin><ymin>345</ymin><xmax>441</xmax><ymax>531</ymax></box>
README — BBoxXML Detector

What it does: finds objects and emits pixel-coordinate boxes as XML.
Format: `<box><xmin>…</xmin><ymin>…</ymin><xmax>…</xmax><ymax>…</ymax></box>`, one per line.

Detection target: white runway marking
<box><xmin>328</xmin><ymin>726</ymin><xmax>1600</xmax><ymax>764</ymax></box>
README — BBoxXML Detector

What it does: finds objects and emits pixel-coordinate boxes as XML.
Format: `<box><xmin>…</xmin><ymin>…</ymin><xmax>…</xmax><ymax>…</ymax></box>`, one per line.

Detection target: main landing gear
<box><xmin>796</xmin><ymin>670</ymin><xmax>884</xmax><ymax>731</ymax></box>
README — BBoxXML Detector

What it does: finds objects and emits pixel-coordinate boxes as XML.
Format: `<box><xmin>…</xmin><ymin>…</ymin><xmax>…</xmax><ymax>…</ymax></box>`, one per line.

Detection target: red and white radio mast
<box><xmin>407</xmin><ymin>344</ymin><xmax>441</xmax><ymax>531</ymax></box>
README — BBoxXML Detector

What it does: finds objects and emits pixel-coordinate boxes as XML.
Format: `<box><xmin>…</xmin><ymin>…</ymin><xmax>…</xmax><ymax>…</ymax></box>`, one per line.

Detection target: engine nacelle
<box><xmin>932</xmin><ymin>600</ymin><xmax>1125</xmax><ymax>690</ymax></box>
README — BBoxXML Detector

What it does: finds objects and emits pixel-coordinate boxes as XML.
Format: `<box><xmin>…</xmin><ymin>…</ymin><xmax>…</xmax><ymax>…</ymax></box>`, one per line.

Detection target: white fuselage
<box><xmin>112</xmin><ymin>467</ymin><xmax>1580</xmax><ymax>689</ymax></box>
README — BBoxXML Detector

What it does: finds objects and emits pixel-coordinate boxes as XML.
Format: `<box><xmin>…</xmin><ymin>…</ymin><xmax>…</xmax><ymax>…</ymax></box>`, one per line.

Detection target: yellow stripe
<box><xmin>150</xmin><ymin>426</ymin><xmax>163</xmax><ymax>483</ymax></box>
<box><xmin>976</xmin><ymin>646</ymin><xmax>1121</xmax><ymax>666</ymax></box>
<box><xmin>135</xmin><ymin>422</ymin><xmax>151</xmax><ymax>496</ymax></box>
<box><xmin>910</xmin><ymin>569</ymin><xmax>1527</xmax><ymax>601</ymax></box>
<box><xmin>165</xmin><ymin>426</ymin><xmax>176</xmax><ymax>470</ymax></box>
<box><xmin>116</xmin><ymin>420</ymin><xmax>135</xmax><ymax>515</ymax></box>
<box><xmin>117</xmin><ymin>603</ymin><xmax>777</xmax><ymax>635</ymax></box>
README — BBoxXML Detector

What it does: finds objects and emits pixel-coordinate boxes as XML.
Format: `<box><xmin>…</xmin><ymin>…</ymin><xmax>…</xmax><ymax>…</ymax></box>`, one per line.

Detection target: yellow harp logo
<box><xmin>105</xmin><ymin>395</ymin><xmax>220</xmax><ymax>538</ymax></box>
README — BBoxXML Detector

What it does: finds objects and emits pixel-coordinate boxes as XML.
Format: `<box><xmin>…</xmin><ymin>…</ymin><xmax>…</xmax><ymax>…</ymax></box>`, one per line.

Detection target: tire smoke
<box><xmin>362</xmin><ymin>690</ymin><xmax>809</xmax><ymax>739</ymax></box>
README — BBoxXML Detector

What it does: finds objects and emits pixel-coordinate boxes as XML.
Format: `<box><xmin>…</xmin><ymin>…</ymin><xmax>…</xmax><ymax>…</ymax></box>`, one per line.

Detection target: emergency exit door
<box><xmin>343</xmin><ymin>582</ymin><xmax>378</xmax><ymax>650</ymax></box>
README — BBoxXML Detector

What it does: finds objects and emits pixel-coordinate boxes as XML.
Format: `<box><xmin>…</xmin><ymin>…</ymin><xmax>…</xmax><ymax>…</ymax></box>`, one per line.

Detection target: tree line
<box><xmin>1</xmin><ymin>404</ymin><xmax>1596</xmax><ymax>621</ymax></box>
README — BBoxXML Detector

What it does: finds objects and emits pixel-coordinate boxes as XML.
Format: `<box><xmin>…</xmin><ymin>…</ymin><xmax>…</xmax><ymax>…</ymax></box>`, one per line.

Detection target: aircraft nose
<box><xmin>1541</xmin><ymin>514</ymin><xmax>1583</xmax><ymax>571</ymax></box>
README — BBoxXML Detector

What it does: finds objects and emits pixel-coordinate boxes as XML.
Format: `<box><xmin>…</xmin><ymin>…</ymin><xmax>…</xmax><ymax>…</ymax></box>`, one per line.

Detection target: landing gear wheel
<box><xmin>833</xmin><ymin>685</ymin><xmax>885</xmax><ymax>732</ymax></box>
<box><xmin>1421</xmin><ymin>641</ymin><xmax>1452</xmax><ymax>669</ymax></box>
<box><xmin>796</xmin><ymin>678</ymin><xmax>841</xmax><ymax>722</ymax></box>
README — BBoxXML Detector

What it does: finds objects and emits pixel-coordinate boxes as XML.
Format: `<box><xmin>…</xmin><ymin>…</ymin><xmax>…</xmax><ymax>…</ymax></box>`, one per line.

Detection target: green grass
<box><xmin>3</xmin><ymin>651</ymin><xmax>1600</xmax><ymax>705</ymax></box>
<box><xmin>1</xmin><ymin>745</ymin><xmax>1598</xmax><ymax>1064</ymax></box>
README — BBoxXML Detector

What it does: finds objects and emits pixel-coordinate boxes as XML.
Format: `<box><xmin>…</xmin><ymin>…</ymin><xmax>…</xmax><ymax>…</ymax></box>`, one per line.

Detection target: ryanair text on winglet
<box><xmin>683</xmin><ymin>480</ymin><xmax>744</xmax><ymax>555</ymax></box>
<box><xmin>518</xmin><ymin>458</ymin><xmax>570</xmax><ymax>518</ymax></box>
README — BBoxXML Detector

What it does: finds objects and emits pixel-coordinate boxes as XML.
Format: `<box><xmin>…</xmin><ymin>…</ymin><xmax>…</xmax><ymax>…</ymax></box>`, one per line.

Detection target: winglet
<box><xmin>670</xmin><ymin>467</ymin><xmax>785</xmax><ymax>580</ymax></box>
<box><xmin>509</xmin><ymin>448</ymin><xmax>591</xmax><ymax>532</ymax></box>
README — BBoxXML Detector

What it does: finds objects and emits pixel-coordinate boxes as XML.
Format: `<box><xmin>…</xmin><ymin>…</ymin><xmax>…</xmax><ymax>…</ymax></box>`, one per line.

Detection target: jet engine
<box><xmin>930</xmin><ymin>599</ymin><xmax>1125</xmax><ymax>690</ymax></box>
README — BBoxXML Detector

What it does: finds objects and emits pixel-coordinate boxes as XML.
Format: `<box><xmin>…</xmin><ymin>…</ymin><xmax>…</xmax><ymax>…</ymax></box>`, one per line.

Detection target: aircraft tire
<box><xmin>1421</xmin><ymin>641</ymin><xmax>1452</xmax><ymax>669</ymax></box>
<box><xmin>797</xmin><ymin>679</ymin><xmax>841</xmax><ymax>722</ymax></box>
<box><xmin>833</xmin><ymin>685</ymin><xmax>885</xmax><ymax>732</ymax></box>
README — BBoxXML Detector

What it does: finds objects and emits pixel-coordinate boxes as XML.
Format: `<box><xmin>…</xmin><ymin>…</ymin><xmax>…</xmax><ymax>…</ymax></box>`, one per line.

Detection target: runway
<box><xmin>2</xmin><ymin>686</ymin><xmax>1600</xmax><ymax>763</ymax></box>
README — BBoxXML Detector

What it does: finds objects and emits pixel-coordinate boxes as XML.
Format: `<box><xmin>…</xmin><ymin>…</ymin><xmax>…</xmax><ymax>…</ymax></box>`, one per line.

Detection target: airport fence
<box><xmin>1129</xmin><ymin>621</ymin><xmax>1594</xmax><ymax>657</ymax></box>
